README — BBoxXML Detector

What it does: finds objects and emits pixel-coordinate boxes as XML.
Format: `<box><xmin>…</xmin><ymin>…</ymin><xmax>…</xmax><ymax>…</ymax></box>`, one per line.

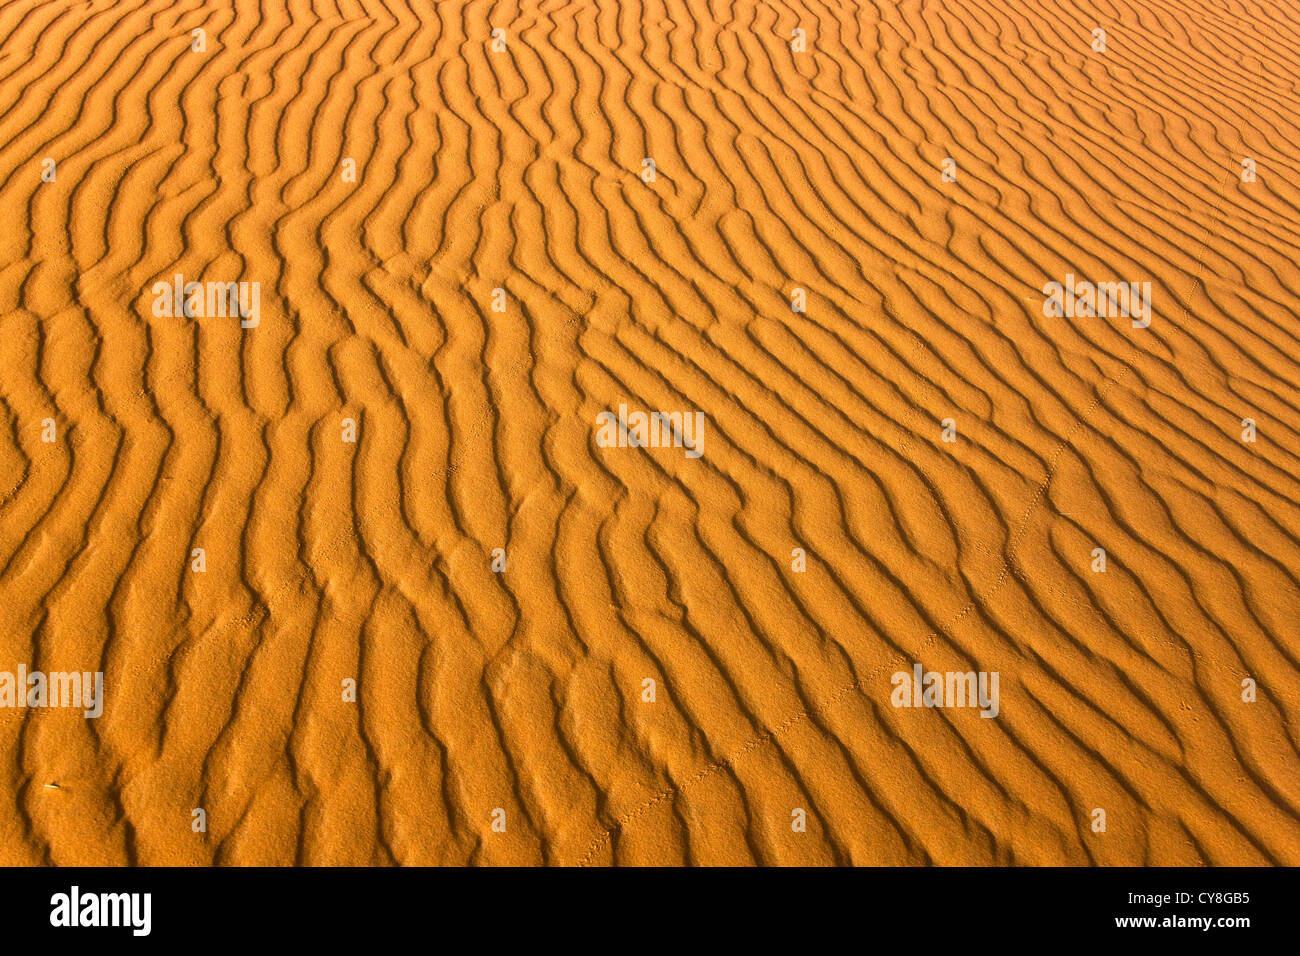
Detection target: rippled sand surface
<box><xmin>0</xmin><ymin>0</ymin><xmax>1297</xmax><ymax>865</ymax></box>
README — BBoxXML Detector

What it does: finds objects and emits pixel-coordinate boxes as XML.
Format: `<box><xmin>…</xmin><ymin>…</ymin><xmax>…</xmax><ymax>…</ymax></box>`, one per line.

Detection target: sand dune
<box><xmin>0</xmin><ymin>0</ymin><xmax>1297</xmax><ymax>865</ymax></box>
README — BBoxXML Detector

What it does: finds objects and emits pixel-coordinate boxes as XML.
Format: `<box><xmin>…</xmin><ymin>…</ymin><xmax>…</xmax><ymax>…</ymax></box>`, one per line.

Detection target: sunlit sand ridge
<box><xmin>0</xmin><ymin>0</ymin><xmax>1297</xmax><ymax>865</ymax></box>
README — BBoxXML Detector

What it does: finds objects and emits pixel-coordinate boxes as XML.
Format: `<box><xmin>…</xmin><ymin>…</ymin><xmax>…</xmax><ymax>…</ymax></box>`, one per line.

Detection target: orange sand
<box><xmin>0</xmin><ymin>0</ymin><xmax>1297</xmax><ymax>865</ymax></box>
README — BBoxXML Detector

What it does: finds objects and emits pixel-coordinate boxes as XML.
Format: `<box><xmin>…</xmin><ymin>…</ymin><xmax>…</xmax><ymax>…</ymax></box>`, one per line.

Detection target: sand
<box><xmin>0</xmin><ymin>0</ymin><xmax>1297</xmax><ymax>866</ymax></box>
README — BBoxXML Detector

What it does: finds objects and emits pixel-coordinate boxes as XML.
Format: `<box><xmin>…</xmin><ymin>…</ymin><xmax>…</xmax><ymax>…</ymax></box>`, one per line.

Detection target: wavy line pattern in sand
<box><xmin>0</xmin><ymin>0</ymin><xmax>1297</xmax><ymax>866</ymax></box>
